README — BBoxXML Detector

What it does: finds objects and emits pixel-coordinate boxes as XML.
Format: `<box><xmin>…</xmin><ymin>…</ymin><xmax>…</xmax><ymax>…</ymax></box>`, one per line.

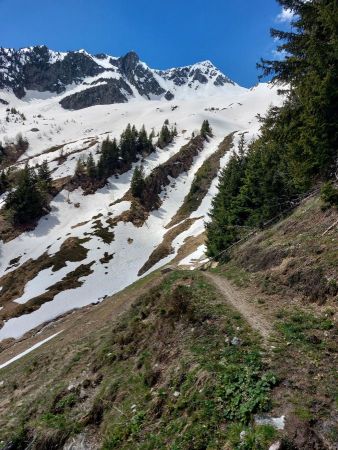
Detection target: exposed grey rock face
<box><xmin>0</xmin><ymin>46</ymin><xmax>103</xmax><ymax>98</ymax></box>
<box><xmin>0</xmin><ymin>46</ymin><xmax>236</xmax><ymax>110</ymax></box>
<box><xmin>60</xmin><ymin>78</ymin><xmax>133</xmax><ymax>110</ymax></box>
<box><xmin>115</xmin><ymin>51</ymin><xmax>166</xmax><ymax>99</ymax></box>
<box><xmin>23</xmin><ymin>50</ymin><xmax>102</xmax><ymax>93</ymax></box>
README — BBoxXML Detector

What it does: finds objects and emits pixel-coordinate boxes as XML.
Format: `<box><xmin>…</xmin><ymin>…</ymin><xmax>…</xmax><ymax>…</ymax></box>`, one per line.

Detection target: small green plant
<box><xmin>40</xmin><ymin>412</ymin><xmax>67</xmax><ymax>429</ymax></box>
<box><xmin>227</xmin><ymin>423</ymin><xmax>278</xmax><ymax>450</ymax></box>
<box><xmin>55</xmin><ymin>393</ymin><xmax>78</xmax><ymax>411</ymax></box>
<box><xmin>277</xmin><ymin>309</ymin><xmax>333</xmax><ymax>348</ymax></box>
<box><xmin>218</xmin><ymin>366</ymin><xmax>276</xmax><ymax>422</ymax></box>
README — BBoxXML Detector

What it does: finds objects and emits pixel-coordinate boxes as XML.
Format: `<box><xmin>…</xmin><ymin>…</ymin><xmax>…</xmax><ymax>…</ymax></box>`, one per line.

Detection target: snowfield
<box><xmin>0</xmin><ymin>70</ymin><xmax>283</xmax><ymax>341</ymax></box>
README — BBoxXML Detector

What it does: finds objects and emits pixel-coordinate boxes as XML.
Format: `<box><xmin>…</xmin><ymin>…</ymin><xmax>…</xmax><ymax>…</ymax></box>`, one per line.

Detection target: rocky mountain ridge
<box><xmin>0</xmin><ymin>46</ymin><xmax>236</xmax><ymax>110</ymax></box>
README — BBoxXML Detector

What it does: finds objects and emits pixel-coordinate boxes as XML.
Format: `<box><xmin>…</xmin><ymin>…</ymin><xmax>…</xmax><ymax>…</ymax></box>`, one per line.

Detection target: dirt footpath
<box><xmin>202</xmin><ymin>271</ymin><xmax>273</xmax><ymax>339</ymax></box>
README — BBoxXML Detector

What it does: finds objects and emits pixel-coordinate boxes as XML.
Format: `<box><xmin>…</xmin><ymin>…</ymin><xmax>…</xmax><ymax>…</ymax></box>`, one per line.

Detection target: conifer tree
<box><xmin>120</xmin><ymin>124</ymin><xmax>138</xmax><ymax>164</ymax></box>
<box><xmin>131</xmin><ymin>165</ymin><xmax>145</xmax><ymax>198</ymax></box>
<box><xmin>0</xmin><ymin>170</ymin><xmax>8</xmax><ymax>195</ymax></box>
<box><xmin>106</xmin><ymin>138</ymin><xmax>120</xmax><ymax>173</ymax></box>
<box><xmin>0</xmin><ymin>141</ymin><xmax>4</xmax><ymax>164</ymax></box>
<box><xmin>206</xmin><ymin>0</ymin><xmax>337</xmax><ymax>257</ymax></box>
<box><xmin>258</xmin><ymin>0</ymin><xmax>337</xmax><ymax>184</ymax></box>
<box><xmin>97</xmin><ymin>138</ymin><xmax>110</xmax><ymax>179</ymax></box>
<box><xmin>86</xmin><ymin>153</ymin><xmax>97</xmax><ymax>179</ymax></box>
<box><xmin>137</xmin><ymin>125</ymin><xmax>154</xmax><ymax>156</ymax></box>
<box><xmin>149</xmin><ymin>129</ymin><xmax>155</xmax><ymax>142</ymax></box>
<box><xmin>206</xmin><ymin>148</ymin><xmax>247</xmax><ymax>258</ymax></box>
<box><xmin>75</xmin><ymin>157</ymin><xmax>86</xmax><ymax>179</ymax></box>
<box><xmin>98</xmin><ymin>137</ymin><xmax>120</xmax><ymax>178</ymax></box>
<box><xmin>5</xmin><ymin>163</ymin><xmax>44</xmax><ymax>224</ymax></box>
<box><xmin>201</xmin><ymin>120</ymin><xmax>212</xmax><ymax>138</ymax></box>
<box><xmin>157</xmin><ymin>121</ymin><xmax>174</xmax><ymax>149</ymax></box>
<box><xmin>37</xmin><ymin>160</ymin><xmax>52</xmax><ymax>192</ymax></box>
<box><xmin>15</xmin><ymin>133</ymin><xmax>29</xmax><ymax>151</ymax></box>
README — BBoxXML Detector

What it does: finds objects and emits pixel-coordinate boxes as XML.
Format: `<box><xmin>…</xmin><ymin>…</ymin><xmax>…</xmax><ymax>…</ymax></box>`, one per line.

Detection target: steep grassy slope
<box><xmin>0</xmin><ymin>271</ymin><xmax>279</xmax><ymax>450</ymax></box>
<box><xmin>212</xmin><ymin>194</ymin><xmax>338</xmax><ymax>449</ymax></box>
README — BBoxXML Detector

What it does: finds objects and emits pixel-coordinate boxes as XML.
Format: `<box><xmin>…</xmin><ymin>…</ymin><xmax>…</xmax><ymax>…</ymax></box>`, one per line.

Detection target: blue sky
<box><xmin>0</xmin><ymin>0</ymin><xmax>291</xmax><ymax>87</ymax></box>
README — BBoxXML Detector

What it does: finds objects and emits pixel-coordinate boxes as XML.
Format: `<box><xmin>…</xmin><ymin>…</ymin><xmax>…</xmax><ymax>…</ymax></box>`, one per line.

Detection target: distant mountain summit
<box><xmin>0</xmin><ymin>46</ymin><xmax>239</xmax><ymax>110</ymax></box>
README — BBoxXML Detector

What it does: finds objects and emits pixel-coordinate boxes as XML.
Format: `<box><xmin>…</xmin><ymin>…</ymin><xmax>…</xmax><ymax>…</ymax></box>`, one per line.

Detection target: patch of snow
<box><xmin>254</xmin><ymin>415</ymin><xmax>285</xmax><ymax>430</ymax></box>
<box><xmin>0</xmin><ymin>331</ymin><xmax>63</xmax><ymax>370</ymax></box>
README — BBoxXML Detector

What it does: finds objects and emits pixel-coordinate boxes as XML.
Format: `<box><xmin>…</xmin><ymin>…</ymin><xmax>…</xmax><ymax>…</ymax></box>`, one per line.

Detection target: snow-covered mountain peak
<box><xmin>0</xmin><ymin>46</ymin><xmax>241</xmax><ymax>109</ymax></box>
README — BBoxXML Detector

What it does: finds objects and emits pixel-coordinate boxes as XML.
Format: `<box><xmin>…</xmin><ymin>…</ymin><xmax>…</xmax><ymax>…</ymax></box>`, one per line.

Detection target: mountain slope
<box><xmin>0</xmin><ymin>49</ymin><xmax>282</xmax><ymax>345</ymax></box>
<box><xmin>0</xmin><ymin>270</ymin><xmax>279</xmax><ymax>449</ymax></box>
<box><xmin>1</xmin><ymin>191</ymin><xmax>336</xmax><ymax>449</ymax></box>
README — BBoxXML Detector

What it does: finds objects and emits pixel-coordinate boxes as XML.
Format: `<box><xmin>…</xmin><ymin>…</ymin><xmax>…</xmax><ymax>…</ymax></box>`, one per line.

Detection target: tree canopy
<box><xmin>207</xmin><ymin>0</ymin><xmax>338</xmax><ymax>259</ymax></box>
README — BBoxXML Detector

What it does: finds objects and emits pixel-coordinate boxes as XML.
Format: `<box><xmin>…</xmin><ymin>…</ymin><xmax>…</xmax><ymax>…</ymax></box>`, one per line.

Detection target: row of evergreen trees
<box><xmin>5</xmin><ymin>160</ymin><xmax>52</xmax><ymax>225</ymax></box>
<box><xmin>207</xmin><ymin>0</ymin><xmax>337</xmax><ymax>258</ymax></box>
<box><xmin>75</xmin><ymin>121</ymin><xmax>177</xmax><ymax>183</ymax></box>
<box><xmin>130</xmin><ymin>120</ymin><xmax>213</xmax><ymax>203</ymax></box>
<box><xmin>157</xmin><ymin>120</ymin><xmax>177</xmax><ymax>148</ymax></box>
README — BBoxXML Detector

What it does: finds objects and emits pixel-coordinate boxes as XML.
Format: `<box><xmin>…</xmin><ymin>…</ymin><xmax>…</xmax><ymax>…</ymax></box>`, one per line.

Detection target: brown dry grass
<box><xmin>171</xmin><ymin>232</ymin><xmax>206</xmax><ymax>265</ymax></box>
<box><xmin>167</xmin><ymin>132</ymin><xmax>235</xmax><ymax>228</ymax></box>
<box><xmin>231</xmin><ymin>196</ymin><xmax>338</xmax><ymax>303</ymax></box>
<box><xmin>0</xmin><ymin>237</ymin><xmax>90</xmax><ymax>326</ymax></box>
<box><xmin>138</xmin><ymin>218</ymin><xmax>200</xmax><ymax>276</ymax></box>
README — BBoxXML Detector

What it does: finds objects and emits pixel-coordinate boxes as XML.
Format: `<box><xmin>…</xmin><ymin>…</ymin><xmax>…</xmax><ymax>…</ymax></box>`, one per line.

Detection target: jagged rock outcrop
<box><xmin>114</xmin><ymin>51</ymin><xmax>166</xmax><ymax>99</ymax></box>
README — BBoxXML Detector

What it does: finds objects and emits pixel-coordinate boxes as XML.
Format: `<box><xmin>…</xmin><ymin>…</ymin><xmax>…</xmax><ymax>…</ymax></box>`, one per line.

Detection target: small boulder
<box><xmin>231</xmin><ymin>337</ymin><xmax>241</xmax><ymax>346</ymax></box>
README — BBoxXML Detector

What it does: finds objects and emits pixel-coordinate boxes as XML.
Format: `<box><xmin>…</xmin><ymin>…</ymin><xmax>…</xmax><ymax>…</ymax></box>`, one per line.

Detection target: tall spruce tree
<box><xmin>75</xmin><ymin>157</ymin><xmax>86</xmax><ymax>180</ymax></box>
<box><xmin>37</xmin><ymin>160</ymin><xmax>52</xmax><ymax>192</ymax></box>
<box><xmin>201</xmin><ymin>120</ymin><xmax>212</xmax><ymax>138</ymax></box>
<box><xmin>157</xmin><ymin>121</ymin><xmax>175</xmax><ymax>149</ymax></box>
<box><xmin>206</xmin><ymin>141</ymin><xmax>248</xmax><ymax>258</ymax></box>
<box><xmin>0</xmin><ymin>170</ymin><xmax>8</xmax><ymax>195</ymax></box>
<box><xmin>97</xmin><ymin>138</ymin><xmax>109</xmax><ymax>179</ymax></box>
<box><xmin>86</xmin><ymin>153</ymin><xmax>97</xmax><ymax>179</ymax></box>
<box><xmin>258</xmin><ymin>0</ymin><xmax>338</xmax><ymax>185</ymax></box>
<box><xmin>120</xmin><ymin>124</ymin><xmax>138</xmax><ymax>164</ymax></box>
<box><xmin>131</xmin><ymin>165</ymin><xmax>145</xmax><ymax>198</ymax></box>
<box><xmin>137</xmin><ymin>125</ymin><xmax>154</xmax><ymax>156</ymax></box>
<box><xmin>5</xmin><ymin>163</ymin><xmax>44</xmax><ymax>225</ymax></box>
<box><xmin>98</xmin><ymin>137</ymin><xmax>120</xmax><ymax>179</ymax></box>
<box><xmin>106</xmin><ymin>138</ymin><xmax>120</xmax><ymax>174</ymax></box>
